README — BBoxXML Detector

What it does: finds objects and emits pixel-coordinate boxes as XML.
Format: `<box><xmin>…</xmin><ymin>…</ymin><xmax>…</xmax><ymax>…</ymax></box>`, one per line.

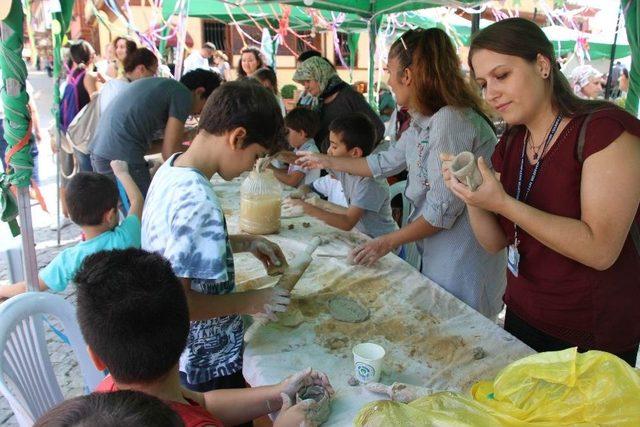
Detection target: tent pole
<box><xmin>1</xmin><ymin>0</ymin><xmax>38</xmax><ymax>292</ymax></box>
<box><xmin>605</xmin><ymin>4</ymin><xmax>622</xmax><ymax>100</ymax></box>
<box><xmin>51</xmin><ymin>0</ymin><xmax>73</xmax><ymax>243</ymax></box>
<box><xmin>367</xmin><ymin>17</ymin><xmax>378</xmax><ymax>110</ymax></box>
<box><xmin>471</xmin><ymin>7</ymin><xmax>480</xmax><ymax>35</ymax></box>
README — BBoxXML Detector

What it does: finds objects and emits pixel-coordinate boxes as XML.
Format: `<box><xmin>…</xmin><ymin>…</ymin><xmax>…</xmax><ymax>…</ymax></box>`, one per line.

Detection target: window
<box><xmin>203</xmin><ymin>21</ymin><xmax>227</xmax><ymax>51</ymax></box>
<box><xmin>335</xmin><ymin>32</ymin><xmax>355</xmax><ymax>68</ymax></box>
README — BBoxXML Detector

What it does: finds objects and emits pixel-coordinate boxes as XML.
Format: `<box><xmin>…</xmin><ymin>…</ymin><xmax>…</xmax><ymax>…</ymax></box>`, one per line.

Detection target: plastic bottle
<box><xmin>239</xmin><ymin>168</ymin><xmax>282</xmax><ymax>234</ymax></box>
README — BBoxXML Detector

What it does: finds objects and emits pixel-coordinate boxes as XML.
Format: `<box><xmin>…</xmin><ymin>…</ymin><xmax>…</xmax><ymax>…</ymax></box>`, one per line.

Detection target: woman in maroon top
<box><xmin>443</xmin><ymin>18</ymin><xmax>640</xmax><ymax>366</ymax></box>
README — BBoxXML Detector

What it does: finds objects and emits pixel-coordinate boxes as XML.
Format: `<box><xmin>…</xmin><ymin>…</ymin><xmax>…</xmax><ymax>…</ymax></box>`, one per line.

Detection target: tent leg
<box><xmin>55</xmin><ymin>129</ymin><xmax>61</xmax><ymax>245</ymax></box>
<box><xmin>17</xmin><ymin>186</ymin><xmax>39</xmax><ymax>292</ymax></box>
<box><xmin>605</xmin><ymin>4</ymin><xmax>622</xmax><ymax>100</ymax></box>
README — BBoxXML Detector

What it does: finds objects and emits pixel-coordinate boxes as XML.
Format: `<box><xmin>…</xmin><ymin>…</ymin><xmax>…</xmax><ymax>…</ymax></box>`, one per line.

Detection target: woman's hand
<box><xmin>447</xmin><ymin>156</ymin><xmax>508</xmax><ymax>214</ymax></box>
<box><xmin>349</xmin><ymin>236</ymin><xmax>394</xmax><ymax>267</ymax></box>
<box><xmin>296</xmin><ymin>151</ymin><xmax>332</xmax><ymax>170</ymax></box>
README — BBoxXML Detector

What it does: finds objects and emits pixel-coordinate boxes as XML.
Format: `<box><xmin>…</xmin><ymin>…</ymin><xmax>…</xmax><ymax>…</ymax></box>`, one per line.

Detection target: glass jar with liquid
<box><xmin>239</xmin><ymin>168</ymin><xmax>282</xmax><ymax>234</ymax></box>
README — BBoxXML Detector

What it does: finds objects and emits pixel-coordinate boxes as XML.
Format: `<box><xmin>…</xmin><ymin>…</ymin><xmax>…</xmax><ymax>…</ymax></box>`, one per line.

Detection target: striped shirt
<box><xmin>367</xmin><ymin>106</ymin><xmax>506</xmax><ymax>319</ymax></box>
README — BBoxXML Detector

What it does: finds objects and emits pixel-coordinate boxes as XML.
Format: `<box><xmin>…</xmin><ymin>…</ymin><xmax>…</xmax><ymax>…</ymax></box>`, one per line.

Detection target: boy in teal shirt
<box><xmin>0</xmin><ymin>161</ymin><xmax>142</xmax><ymax>298</ymax></box>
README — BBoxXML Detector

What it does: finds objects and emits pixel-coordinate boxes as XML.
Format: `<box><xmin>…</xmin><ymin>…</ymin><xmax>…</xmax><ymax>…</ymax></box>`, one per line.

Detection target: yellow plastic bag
<box><xmin>355</xmin><ymin>348</ymin><xmax>640</xmax><ymax>426</ymax></box>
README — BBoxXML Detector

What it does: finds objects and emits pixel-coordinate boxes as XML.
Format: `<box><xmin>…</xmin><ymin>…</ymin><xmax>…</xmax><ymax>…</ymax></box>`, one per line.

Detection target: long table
<box><xmin>213</xmin><ymin>176</ymin><xmax>533</xmax><ymax>425</ymax></box>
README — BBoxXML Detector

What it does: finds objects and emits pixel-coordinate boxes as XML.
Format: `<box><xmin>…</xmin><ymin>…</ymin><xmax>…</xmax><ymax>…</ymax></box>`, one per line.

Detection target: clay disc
<box><xmin>328</xmin><ymin>296</ymin><xmax>369</xmax><ymax>323</ymax></box>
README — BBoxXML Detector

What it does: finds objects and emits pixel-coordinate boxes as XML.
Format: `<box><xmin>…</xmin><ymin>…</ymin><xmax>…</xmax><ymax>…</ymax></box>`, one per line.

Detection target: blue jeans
<box><xmin>90</xmin><ymin>153</ymin><xmax>151</xmax><ymax>198</ymax></box>
<box><xmin>74</xmin><ymin>149</ymin><xmax>93</xmax><ymax>173</ymax></box>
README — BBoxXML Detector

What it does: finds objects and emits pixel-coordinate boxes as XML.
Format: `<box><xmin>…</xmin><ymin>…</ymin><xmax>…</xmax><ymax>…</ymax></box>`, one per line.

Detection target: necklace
<box><xmin>526</xmin><ymin>116</ymin><xmax>562</xmax><ymax>160</ymax></box>
<box><xmin>525</xmin><ymin>132</ymin><xmax>545</xmax><ymax>160</ymax></box>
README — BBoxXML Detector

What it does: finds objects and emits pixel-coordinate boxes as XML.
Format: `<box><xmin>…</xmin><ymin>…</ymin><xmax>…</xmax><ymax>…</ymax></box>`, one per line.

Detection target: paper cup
<box><xmin>353</xmin><ymin>343</ymin><xmax>385</xmax><ymax>383</ymax></box>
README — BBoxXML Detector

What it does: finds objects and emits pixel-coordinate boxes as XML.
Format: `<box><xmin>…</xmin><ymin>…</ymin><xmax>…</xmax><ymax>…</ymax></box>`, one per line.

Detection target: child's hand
<box><xmin>273</xmin><ymin>393</ymin><xmax>318</xmax><ymax>427</ymax></box>
<box><xmin>296</xmin><ymin>151</ymin><xmax>331</xmax><ymax>170</ymax></box>
<box><xmin>279</xmin><ymin>367</ymin><xmax>334</xmax><ymax>401</ymax></box>
<box><xmin>276</xmin><ymin>150</ymin><xmax>298</xmax><ymax>164</ymax></box>
<box><xmin>246</xmin><ymin>287</ymin><xmax>291</xmax><ymax>320</ymax></box>
<box><xmin>248</xmin><ymin>237</ymin><xmax>288</xmax><ymax>273</ymax></box>
<box><xmin>284</xmin><ymin>197</ymin><xmax>304</xmax><ymax>207</ymax></box>
<box><xmin>110</xmin><ymin>160</ymin><xmax>129</xmax><ymax>176</ymax></box>
<box><xmin>350</xmin><ymin>236</ymin><xmax>394</xmax><ymax>267</ymax></box>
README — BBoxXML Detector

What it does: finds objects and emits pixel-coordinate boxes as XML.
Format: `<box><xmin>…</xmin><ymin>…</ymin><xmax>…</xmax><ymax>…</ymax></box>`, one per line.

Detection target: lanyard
<box><xmin>513</xmin><ymin>114</ymin><xmax>563</xmax><ymax>245</ymax></box>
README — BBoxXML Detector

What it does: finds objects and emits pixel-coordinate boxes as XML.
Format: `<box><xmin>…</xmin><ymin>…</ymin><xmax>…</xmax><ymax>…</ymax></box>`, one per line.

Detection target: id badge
<box><xmin>507</xmin><ymin>244</ymin><xmax>520</xmax><ymax>277</ymax></box>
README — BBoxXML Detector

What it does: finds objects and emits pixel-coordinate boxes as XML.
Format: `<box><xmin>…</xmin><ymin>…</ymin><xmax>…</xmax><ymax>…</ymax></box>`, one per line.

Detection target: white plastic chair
<box><xmin>0</xmin><ymin>292</ymin><xmax>105</xmax><ymax>426</ymax></box>
<box><xmin>389</xmin><ymin>181</ymin><xmax>422</xmax><ymax>270</ymax></box>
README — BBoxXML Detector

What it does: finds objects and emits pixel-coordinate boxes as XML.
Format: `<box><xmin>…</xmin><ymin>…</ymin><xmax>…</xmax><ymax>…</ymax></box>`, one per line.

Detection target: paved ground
<box><xmin>0</xmin><ymin>69</ymin><xmax>84</xmax><ymax>426</ymax></box>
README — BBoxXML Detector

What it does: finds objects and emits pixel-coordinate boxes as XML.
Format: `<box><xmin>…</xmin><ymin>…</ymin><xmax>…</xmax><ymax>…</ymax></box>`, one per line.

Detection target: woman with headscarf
<box><xmin>569</xmin><ymin>64</ymin><xmax>603</xmax><ymax>99</ymax></box>
<box><xmin>293</xmin><ymin>56</ymin><xmax>385</xmax><ymax>152</ymax></box>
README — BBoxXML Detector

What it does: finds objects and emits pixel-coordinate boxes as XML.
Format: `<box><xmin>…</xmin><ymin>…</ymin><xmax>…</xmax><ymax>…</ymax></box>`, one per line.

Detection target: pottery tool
<box><xmin>244</xmin><ymin>237</ymin><xmax>322</xmax><ymax>341</ymax></box>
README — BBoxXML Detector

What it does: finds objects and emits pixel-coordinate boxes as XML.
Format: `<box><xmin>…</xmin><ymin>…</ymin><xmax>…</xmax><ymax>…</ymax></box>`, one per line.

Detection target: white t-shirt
<box><xmin>99</xmin><ymin>78</ymin><xmax>129</xmax><ymax>113</ymax></box>
<box><xmin>310</xmin><ymin>175</ymin><xmax>348</xmax><ymax>207</ymax></box>
<box><xmin>183</xmin><ymin>51</ymin><xmax>210</xmax><ymax>73</ymax></box>
<box><xmin>287</xmin><ymin>139</ymin><xmax>321</xmax><ymax>185</ymax></box>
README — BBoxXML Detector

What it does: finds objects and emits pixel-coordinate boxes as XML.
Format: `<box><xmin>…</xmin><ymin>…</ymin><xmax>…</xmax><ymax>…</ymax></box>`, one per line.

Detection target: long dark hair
<box><xmin>68</xmin><ymin>40</ymin><xmax>94</xmax><ymax>69</ymax></box>
<box><xmin>236</xmin><ymin>46</ymin><xmax>265</xmax><ymax>78</ymax></box>
<box><xmin>113</xmin><ymin>36</ymin><xmax>137</xmax><ymax>67</ymax></box>
<box><xmin>389</xmin><ymin>28</ymin><xmax>491</xmax><ymax>125</ymax></box>
<box><xmin>123</xmin><ymin>48</ymin><xmax>158</xmax><ymax>74</ymax></box>
<box><xmin>254</xmin><ymin>67</ymin><xmax>279</xmax><ymax>95</ymax></box>
<box><xmin>469</xmin><ymin>18</ymin><xmax>619</xmax><ymax>120</ymax></box>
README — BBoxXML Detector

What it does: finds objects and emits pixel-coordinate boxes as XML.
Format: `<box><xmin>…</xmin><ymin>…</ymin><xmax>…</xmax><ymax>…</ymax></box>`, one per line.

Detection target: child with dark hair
<box><xmin>253</xmin><ymin>67</ymin><xmax>286</xmax><ymax>116</ymax></box>
<box><xmin>288</xmin><ymin>112</ymin><xmax>398</xmax><ymax>239</ymax></box>
<box><xmin>90</xmin><ymin>69</ymin><xmax>222</xmax><ymax>196</ymax></box>
<box><xmin>75</xmin><ymin>248</ymin><xmax>333</xmax><ymax>427</ymax></box>
<box><xmin>271</xmin><ymin>108</ymin><xmax>321</xmax><ymax>187</ymax></box>
<box><xmin>142</xmin><ymin>80</ymin><xmax>291</xmax><ymax>397</ymax></box>
<box><xmin>0</xmin><ymin>161</ymin><xmax>142</xmax><ymax>299</ymax></box>
<box><xmin>34</xmin><ymin>391</ymin><xmax>185</xmax><ymax>427</ymax></box>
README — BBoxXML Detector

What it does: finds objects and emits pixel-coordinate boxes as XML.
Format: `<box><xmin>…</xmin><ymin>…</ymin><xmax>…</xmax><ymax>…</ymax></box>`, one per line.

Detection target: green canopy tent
<box><xmin>1</xmin><ymin>0</ymin><xmax>38</xmax><ymax>291</ymax></box>
<box><xmin>162</xmin><ymin>0</ymin><xmax>485</xmax><ymax>106</ymax></box>
<box><xmin>623</xmin><ymin>0</ymin><xmax>640</xmax><ymax>116</ymax></box>
<box><xmin>542</xmin><ymin>25</ymin><xmax>631</xmax><ymax>61</ymax></box>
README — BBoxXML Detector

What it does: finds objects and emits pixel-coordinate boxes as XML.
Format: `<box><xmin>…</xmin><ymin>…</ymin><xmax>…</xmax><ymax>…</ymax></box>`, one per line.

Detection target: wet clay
<box><xmin>472</xmin><ymin>346</ymin><xmax>487</xmax><ymax>360</ymax></box>
<box><xmin>296</xmin><ymin>385</ymin><xmax>331</xmax><ymax>425</ymax></box>
<box><xmin>277</xmin><ymin>308</ymin><xmax>304</xmax><ymax>327</ymax></box>
<box><xmin>328</xmin><ymin>296</ymin><xmax>369</xmax><ymax>323</ymax></box>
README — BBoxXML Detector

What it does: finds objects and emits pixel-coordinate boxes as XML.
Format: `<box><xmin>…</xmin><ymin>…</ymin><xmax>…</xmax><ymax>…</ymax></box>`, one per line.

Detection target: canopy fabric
<box><xmin>1</xmin><ymin>0</ymin><xmax>32</xmax><ymax>187</ymax></box>
<box><xmin>241</xmin><ymin>0</ymin><xmax>484</xmax><ymax>19</ymax></box>
<box><xmin>623</xmin><ymin>0</ymin><xmax>639</xmax><ymax>116</ymax></box>
<box><xmin>162</xmin><ymin>1</ymin><xmax>369</xmax><ymax>32</ymax></box>
<box><xmin>542</xmin><ymin>25</ymin><xmax>631</xmax><ymax>60</ymax></box>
